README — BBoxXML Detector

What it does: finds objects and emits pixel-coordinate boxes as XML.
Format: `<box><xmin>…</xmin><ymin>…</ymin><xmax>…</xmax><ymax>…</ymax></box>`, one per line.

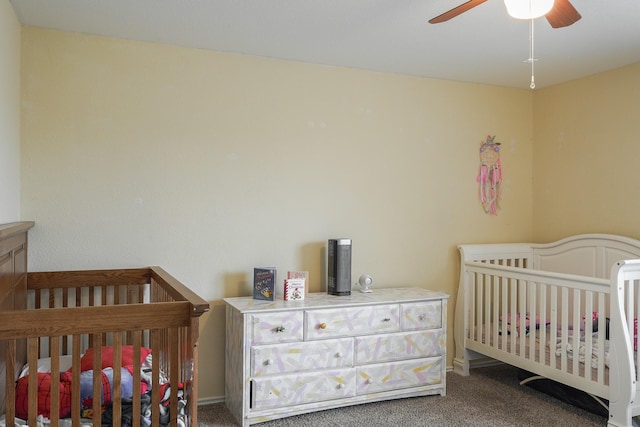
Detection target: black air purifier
<box><xmin>327</xmin><ymin>238</ymin><xmax>352</xmax><ymax>296</ymax></box>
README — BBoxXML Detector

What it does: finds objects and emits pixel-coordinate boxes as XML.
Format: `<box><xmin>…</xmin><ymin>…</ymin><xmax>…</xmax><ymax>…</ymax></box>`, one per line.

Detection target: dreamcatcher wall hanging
<box><xmin>477</xmin><ymin>135</ymin><xmax>502</xmax><ymax>215</ymax></box>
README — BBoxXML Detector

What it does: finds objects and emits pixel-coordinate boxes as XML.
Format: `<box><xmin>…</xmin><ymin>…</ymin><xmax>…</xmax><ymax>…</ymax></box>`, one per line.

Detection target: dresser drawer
<box><xmin>356</xmin><ymin>356</ymin><xmax>443</xmax><ymax>395</ymax></box>
<box><xmin>249</xmin><ymin>311</ymin><xmax>304</xmax><ymax>344</ymax></box>
<box><xmin>355</xmin><ymin>330</ymin><xmax>444</xmax><ymax>364</ymax></box>
<box><xmin>251</xmin><ymin>368</ymin><xmax>356</xmax><ymax>409</ymax></box>
<box><xmin>305</xmin><ymin>304</ymin><xmax>400</xmax><ymax>339</ymax></box>
<box><xmin>401</xmin><ymin>301</ymin><xmax>442</xmax><ymax>330</ymax></box>
<box><xmin>251</xmin><ymin>338</ymin><xmax>354</xmax><ymax>376</ymax></box>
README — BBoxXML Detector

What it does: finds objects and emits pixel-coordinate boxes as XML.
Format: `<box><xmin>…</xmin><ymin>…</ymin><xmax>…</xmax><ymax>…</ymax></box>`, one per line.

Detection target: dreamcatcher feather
<box><xmin>477</xmin><ymin>135</ymin><xmax>502</xmax><ymax>215</ymax></box>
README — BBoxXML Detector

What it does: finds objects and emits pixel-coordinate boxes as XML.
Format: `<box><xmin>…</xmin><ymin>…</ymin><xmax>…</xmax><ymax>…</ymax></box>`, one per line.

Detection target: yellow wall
<box><xmin>532</xmin><ymin>63</ymin><xmax>640</xmax><ymax>242</ymax></box>
<box><xmin>20</xmin><ymin>27</ymin><xmax>534</xmax><ymax>400</ymax></box>
<box><xmin>0</xmin><ymin>0</ymin><xmax>21</xmax><ymax>222</ymax></box>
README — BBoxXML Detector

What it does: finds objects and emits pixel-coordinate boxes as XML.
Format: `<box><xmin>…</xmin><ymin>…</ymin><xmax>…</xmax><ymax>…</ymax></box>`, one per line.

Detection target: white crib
<box><xmin>454</xmin><ymin>234</ymin><xmax>640</xmax><ymax>427</ymax></box>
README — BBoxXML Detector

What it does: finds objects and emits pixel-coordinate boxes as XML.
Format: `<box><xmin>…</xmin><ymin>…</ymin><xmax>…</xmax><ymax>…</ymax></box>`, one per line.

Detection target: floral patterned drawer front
<box><xmin>355</xmin><ymin>330</ymin><xmax>443</xmax><ymax>365</ymax></box>
<box><xmin>356</xmin><ymin>356</ymin><xmax>443</xmax><ymax>395</ymax></box>
<box><xmin>251</xmin><ymin>338</ymin><xmax>354</xmax><ymax>376</ymax></box>
<box><xmin>251</xmin><ymin>368</ymin><xmax>356</xmax><ymax>410</ymax></box>
<box><xmin>305</xmin><ymin>304</ymin><xmax>400</xmax><ymax>340</ymax></box>
<box><xmin>401</xmin><ymin>301</ymin><xmax>442</xmax><ymax>330</ymax></box>
<box><xmin>249</xmin><ymin>311</ymin><xmax>304</xmax><ymax>345</ymax></box>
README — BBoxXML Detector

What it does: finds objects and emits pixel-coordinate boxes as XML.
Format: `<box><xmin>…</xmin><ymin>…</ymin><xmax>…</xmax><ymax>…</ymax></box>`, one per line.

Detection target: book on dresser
<box><xmin>286</xmin><ymin>270</ymin><xmax>309</xmax><ymax>296</ymax></box>
<box><xmin>284</xmin><ymin>277</ymin><xmax>305</xmax><ymax>301</ymax></box>
<box><xmin>253</xmin><ymin>267</ymin><xmax>276</xmax><ymax>301</ymax></box>
<box><xmin>224</xmin><ymin>287</ymin><xmax>449</xmax><ymax>427</ymax></box>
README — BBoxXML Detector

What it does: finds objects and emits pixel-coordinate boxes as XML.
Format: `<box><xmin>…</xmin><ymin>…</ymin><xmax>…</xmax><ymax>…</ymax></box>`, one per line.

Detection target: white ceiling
<box><xmin>9</xmin><ymin>0</ymin><xmax>640</xmax><ymax>90</ymax></box>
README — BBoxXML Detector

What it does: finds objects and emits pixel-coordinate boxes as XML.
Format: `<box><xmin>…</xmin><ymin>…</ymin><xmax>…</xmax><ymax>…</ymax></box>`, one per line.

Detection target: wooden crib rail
<box><xmin>26</xmin><ymin>267</ymin><xmax>209</xmax><ymax>316</ymax></box>
<box><xmin>0</xmin><ymin>302</ymin><xmax>192</xmax><ymax>339</ymax></box>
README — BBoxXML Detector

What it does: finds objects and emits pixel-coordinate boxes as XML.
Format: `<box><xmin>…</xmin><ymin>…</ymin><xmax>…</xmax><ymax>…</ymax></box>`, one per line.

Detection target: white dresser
<box><xmin>224</xmin><ymin>287</ymin><xmax>449</xmax><ymax>426</ymax></box>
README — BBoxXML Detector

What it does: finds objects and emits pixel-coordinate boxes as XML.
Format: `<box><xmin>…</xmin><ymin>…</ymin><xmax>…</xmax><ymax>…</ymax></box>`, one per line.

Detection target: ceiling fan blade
<box><xmin>545</xmin><ymin>0</ymin><xmax>581</xmax><ymax>28</ymax></box>
<box><xmin>428</xmin><ymin>0</ymin><xmax>488</xmax><ymax>24</ymax></box>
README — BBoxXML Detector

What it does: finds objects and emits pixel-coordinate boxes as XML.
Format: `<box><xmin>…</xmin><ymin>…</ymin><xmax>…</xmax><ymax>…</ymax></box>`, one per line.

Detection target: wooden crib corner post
<box><xmin>453</xmin><ymin>247</ymin><xmax>471</xmax><ymax>376</ymax></box>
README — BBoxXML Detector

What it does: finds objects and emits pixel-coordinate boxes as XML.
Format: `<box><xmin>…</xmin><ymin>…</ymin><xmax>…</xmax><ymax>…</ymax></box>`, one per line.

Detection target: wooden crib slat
<box><xmin>151</xmin><ymin>328</ymin><xmax>161</xmax><ymax>427</ymax></box>
<box><xmin>71</xmin><ymin>335</ymin><xmax>81</xmax><ymax>426</ymax></box>
<box><xmin>170</xmin><ymin>327</ymin><xmax>179</xmax><ymax>427</ymax></box>
<box><xmin>91</xmin><ymin>335</ymin><xmax>102</xmax><ymax>426</ymax></box>
<box><xmin>112</xmin><ymin>333</ymin><xmax>122</xmax><ymax>427</ymax></box>
<box><xmin>50</xmin><ymin>336</ymin><xmax>60</xmax><ymax>427</ymax></box>
<box><xmin>189</xmin><ymin>316</ymin><xmax>200</xmax><ymax>427</ymax></box>
<box><xmin>27</xmin><ymin>338</ymin><xmax>38</xmax><ymax>427</ymax></box>
<box><xmin>131</xmin><ymin>330</ymin><xmax>142</xmax><ymax>427</ymax></box>
<box><xmin>5</xmin><ymin>339</ymin><xmax>16</xmax><ymax>426</ymax></box>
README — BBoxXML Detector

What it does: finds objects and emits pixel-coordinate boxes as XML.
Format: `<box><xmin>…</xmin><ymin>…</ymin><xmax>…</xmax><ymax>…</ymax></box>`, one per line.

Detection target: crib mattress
<box><xmin>471</xmin><ymin>324</ymin><xmax>610</xmax><ymax>386</ymax></box>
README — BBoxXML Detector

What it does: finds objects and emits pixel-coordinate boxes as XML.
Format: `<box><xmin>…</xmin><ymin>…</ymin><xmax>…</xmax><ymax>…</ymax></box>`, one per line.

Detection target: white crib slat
<box><xmin>468</xmin><ymin>272</ymin><xmax>476</xmax><ymax>341</ymax></box>
<box><xmin>492</xmin><ymin>275</ymin><xmax>499</xmax><ymax>350</ymax></box>
<box><xmin>539</xmin><ymin>284</ymin><xmax>547</xmax><ymax>365</ymax></box>
<box><xmin>571</xmin><ymin>291</ymin><xmax>580</xmax><ymax>377</ymax></box>
<box><xmin>518</xmin><ymin>279</ymin><xmax>526</xmax><ymax>356</ymax></box>
<box><xmin>597</xmin><ymin>295</ymin><xmax>606</xmax><ymax>384</ymax></box>
<box><xmin>528</xmin><ymin>282</ymin><xmax>537</xmax><ymax>362</ymax></box>
<box><xmin>510</xmin><ymin>277</ymin><xmax>517</xmax><ymax>356</ymax></box>
<box><xmin>628</xmin><ymin>279</ymin><xmax>635</xmax><ymax>360</ymax></box>
<box><xmin>480</xmin><ymin>274</ymin><xmax>487</xmax><ymax>344</ymax></box>
<box><xmin>491</xmin><ymin>277</ymin><xmax>502</xmax><ymax>348</ymax></box>
<box><xmin>501</xmin><ymin>275</ymin><xmax>508</xmax><ymax>352</ymax></box>
<box><xmin>560</xmin><ymin>287</ymin><xmax>569</xmax><ymax>372</ymax></box>
<box><xmin>484</xmin><ymin>273</ymin><xmax>491</xmax><ymax>347</ymax></box>
<box><xmin>584</xmin><ymin>291</ymin><xmax>593</xmax><ymax>379</ymax></box>
<box><xmin>550</xmin><ymin>285</ymin><xmax>558</xmax><ymax>369</ymax></box>
<box><xmin>635</xmin><ymin>278</ymin><xmax>640</xmax><ymax>383</ymax></box>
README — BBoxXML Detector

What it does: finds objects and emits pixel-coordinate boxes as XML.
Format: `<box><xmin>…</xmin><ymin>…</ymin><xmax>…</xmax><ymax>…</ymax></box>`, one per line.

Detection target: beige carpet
<box><xmin>198</xmin><ymin>364</ymin><xmax>608</xmax><ymax>426</ymax></box>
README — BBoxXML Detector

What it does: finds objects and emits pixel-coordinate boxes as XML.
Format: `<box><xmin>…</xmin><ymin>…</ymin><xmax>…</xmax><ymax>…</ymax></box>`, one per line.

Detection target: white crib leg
<box><xmin>453</xmin><ymin>351</ymin><xmax>471</xmax><ymax>376</ymax></box>
<box><xmin>607</xmin><ymin>403</ymin><xmax>633</xmax><ymax>427</ymax></box>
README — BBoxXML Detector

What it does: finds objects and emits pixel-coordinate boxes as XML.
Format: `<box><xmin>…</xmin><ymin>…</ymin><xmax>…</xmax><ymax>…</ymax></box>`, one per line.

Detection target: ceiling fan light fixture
<box><xmin>504</xmin><ymin>0</ymin><xmax>554</xmax><ymax>19</ymax></box>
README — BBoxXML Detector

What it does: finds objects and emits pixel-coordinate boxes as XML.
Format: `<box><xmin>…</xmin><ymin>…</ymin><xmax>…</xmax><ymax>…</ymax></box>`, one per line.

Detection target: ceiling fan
<box><xmin>428</xmin><ymin>0</ymin><xmax>581</xmax><ymax>28</ymax></box>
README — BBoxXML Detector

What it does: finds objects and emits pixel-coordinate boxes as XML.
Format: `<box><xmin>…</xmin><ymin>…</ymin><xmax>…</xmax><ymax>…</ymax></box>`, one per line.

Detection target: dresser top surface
<box><xmin>224</xmin><ymin>287</ymin><xmax>448</xmax><ymax>313</ymax></box>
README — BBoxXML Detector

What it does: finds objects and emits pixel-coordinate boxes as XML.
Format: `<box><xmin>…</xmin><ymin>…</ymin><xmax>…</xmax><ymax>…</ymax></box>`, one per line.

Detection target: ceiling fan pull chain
<box><xmin>529</xmin><ymin>18</ymin><xmax>536</xmax><ymax>89</ymax></box>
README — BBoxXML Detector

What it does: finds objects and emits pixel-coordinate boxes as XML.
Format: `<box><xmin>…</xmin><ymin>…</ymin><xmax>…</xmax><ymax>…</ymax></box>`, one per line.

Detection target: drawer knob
<box><xmin>382</xmin><ymin>318</ymin><xmax>391</xmax><ymax>322</ymax></box>
<box><xmin>274</xmin><ymin>326</ymin><xmax>286</xmax><ymax>333</ymax></box>
<box><xmin>335</xmin><ymin>351</ymin><xmax>344</xmax><ymax>358</ymax></box>
<box><xmin>265</xmin><ymin>359</ymin><xmax>274</xmax><ymax>366</ymax></box>
<box><xmin>419</xmin><ymin>314</ymin><xmax>427</xmax><ymax>321</ymax></box>
<box><xmin>337</xmin><ymin>383</ymin><xmax>346</xmax><ymax>389</ymax></box>
<box><xmin>319</xmin><ymin>323</ymin><xmax>327</xmax><ymax>330</ymax></box>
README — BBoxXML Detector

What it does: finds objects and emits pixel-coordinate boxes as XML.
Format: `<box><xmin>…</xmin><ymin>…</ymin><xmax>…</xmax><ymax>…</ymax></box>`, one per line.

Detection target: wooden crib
<box><xmin>454</xmin><ymin>234</ymin><xmax>640</xmax><ymax>427</ymax></box>
<box><xmin>0</xmin><ymin>221</ymin><xmax>209</xmax><ymax>427</ymax></box>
